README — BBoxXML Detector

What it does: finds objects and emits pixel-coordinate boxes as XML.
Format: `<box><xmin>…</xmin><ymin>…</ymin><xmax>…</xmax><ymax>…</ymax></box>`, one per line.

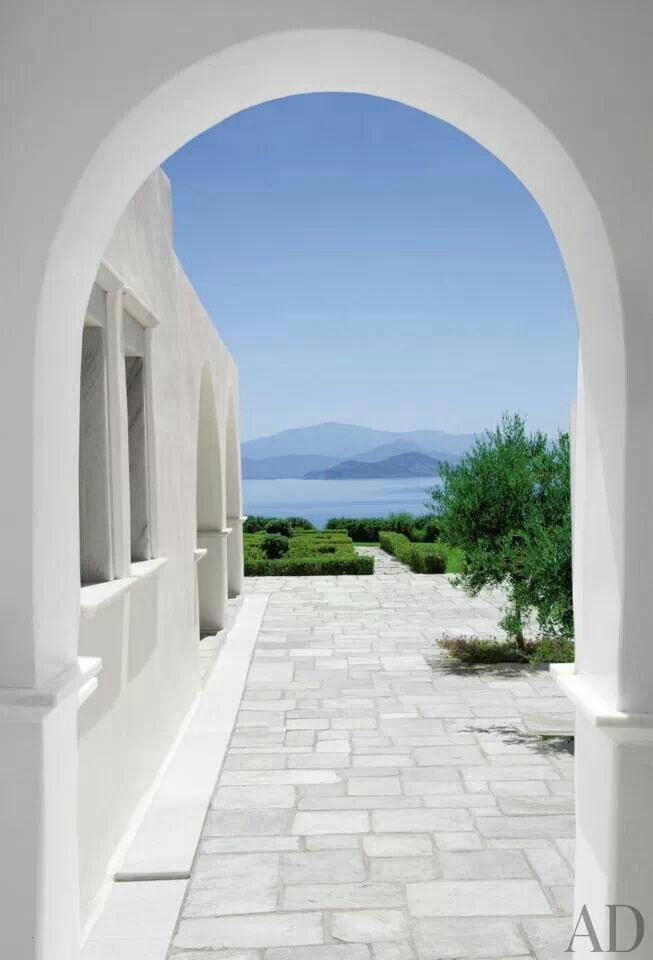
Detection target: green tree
<box><xmin>429</xmin><ymin>413</ymin><xmax>572</xmax><ymax>648</ymax></box>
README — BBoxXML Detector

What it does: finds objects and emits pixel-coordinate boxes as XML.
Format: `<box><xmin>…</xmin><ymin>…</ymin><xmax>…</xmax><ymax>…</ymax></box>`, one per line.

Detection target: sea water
<box><xmin>243</xmin><ymin>476</ymin><xmax>438</xmax><ymax>528</ymax></box>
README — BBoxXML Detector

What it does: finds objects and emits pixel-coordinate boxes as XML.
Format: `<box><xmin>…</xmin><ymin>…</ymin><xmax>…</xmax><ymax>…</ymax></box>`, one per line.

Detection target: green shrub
<box><xmin>430</xmin><ymin>413</ymin><xmax>572</xmax><ymax>648</ymax></box>
<box><xmin>439</xmin><ymin>636</ymin><xmax>532</xmax><ymax>664</ymax></box>
<box><xmin>244</xmin><ymin>529</ymin><xmax>373</xmax><ymax>576</ymax></box>
<box><xmin>264</xmin><ymin>518</ymin><xmax>293</xmax><ymax>537</ymax></box>
<box><xmin>379</xmin><ymin>531</ymin><xmax>446</xmax><ymax>573</ymax></box>
<box><xmin>529</xmin><ymin>636</ymin><xmax>575</xmax><ymax>665</ymax></box>
<box><xmin>438</xmin><ymin>633</ymin><xmax>574</xmax><ymax>666</ymax></box>
<box><xmin>243</xmin><ymin>515</ymin><xmax>314</xmax><ymax>534</ymax></box>
<box><xmin>410</xmin><ymin>519</ymin><xmax>440</xmax><ymax>543</ymax></box>
<box><xmin>325</xmin><ymin>517</ymin><xmax>387</xmax><ymax>541</ymax></box>
<box><xmin>285</xmin><ymin>516</ymin><xmax>315</xmax><ymax>530</ymax></box>
<box><xmin>325</xmin><ymin>514</ymin><xmax>436</xmax><ymax>542</ymax></box>
<box><xmin>261</xmin><ymin>533</ymin><xmax>290</xmax><ymax>559</ymax></box>
<box><xmin>243</xmin><ymin>514</ymin><xmax>271</xmax><ymax>533</ymax></box>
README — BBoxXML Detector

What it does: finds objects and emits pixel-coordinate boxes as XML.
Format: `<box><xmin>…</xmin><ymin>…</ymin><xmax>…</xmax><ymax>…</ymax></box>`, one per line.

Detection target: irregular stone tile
<box><xmin>348</xmin><ymin>777</ymin><xmax>402</xmax><ymax>796</ymax></box>
<box><xmin>498</xmin><ymin>796</ymin><xmax>574</xmax><ymax>815</ymax></box>
<box><xmin>364</xmin><ymin>834</ymin><xmax>433</xmax><ymax>857</ymax></box>
<box><xmin>414</xmin><ymin>745</ymin><xmax>485</xmax><ymax>765</ymax></box>
<box><xmin>371</xmin><ymin>943</ymin><xmax>414</xmax><ymax>960</ymax></box>
<box><xmin>204</xmin><ymin>809</ymin><xmax>290</xmax><ymax>836</ymax></box>
<box><xmin>282</xmin><ymin>850</ymin><xmax>366</xmax><ymax>883</ymax></box>
<box><xmin>305</xmin><ymin>835</ymin><xmax>361</xmax><ymax>851</ymax></box>
<box><xmin>331</xmin><ymin>910</ymin><xmax>409</xmax><ymax>942</ymax></box>
<box><xmin>437</xmin><ymin>850</ymin><xmax>531</xmax><ymax>879</ymax></box>
<box><xmin>461</xmin><ymin>766</ymin><xmax>559</xmax><ymax>781</ymax></box>
<box><xmin>414</xmin><ymin>917</ymin><xmax>529</xmax><ymax>958</ymax></box>
<box><xmin>221</xmin><ymin>770</ymin><xmax>339</xmax><ymax>786</ymax></box>
<box><xmin>368</xmin><ymin>856</ymin><xmax>440</xmax><ymax>882</ymax></box>
<box><xmin>372</xmin><ymin>809</ymin><xmax>473</xmax><ymax>833</ymax></box>
<box><xmin>184</xmin><ymin>853</ymin><xmax>279</xmax><ymax>917</ymax></box>
<box><xmin>522</xmin><ymin>917</ymin><xmax>576</xmax><ymax>958</ymax></box>
<box><xmin>525</xmin><ymin>847</ymin><xmax>574</xmax><ymax>885</ymax></box>
<box><xmin>407</xmin><ymin>878</ymin><xmax>552</xmax><ymax>917</ymax></box>
<box><xmin>266</xmin><ymin>947</ymin><xmax>370</xmax><ymax>960</ymax></box>
<box><xmin>248</xmin><ymin>664</ymin><xmax>295</xmax><ymax>683</ymax></box>
<box><xmin>174</xmin><ymin>913</ymin><xmax>324</xmax><ymax>949</ymax></box>
<box><xmin>202</xmin><ymin>836</ymin><xmax>301</xmax><ymax>854</ymax></box>
<box><xmin>477</xmin><ymin>816</ymin><xmax>575</xmax><ymax>838</ymax></box>
<box><xmin>282</xmin><ymin>882</ymin><xmax>402</xmax><ymax>910</ymax></box>
<box><xmin>212</xmin><ymin>785</ymin><xmax>296</xmax><ymax>809</ymax></box>
<box><xmin>292</xmin><ymin>811</ymin><xmax>369</xmax><ymax>835</ymax></box>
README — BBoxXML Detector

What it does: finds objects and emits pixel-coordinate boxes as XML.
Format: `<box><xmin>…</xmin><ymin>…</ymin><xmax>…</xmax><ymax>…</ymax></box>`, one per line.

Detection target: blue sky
<box><xmin>163</xmin><ymin>93</ymin><xmax>577</xmax><ymax>442</ymax></box>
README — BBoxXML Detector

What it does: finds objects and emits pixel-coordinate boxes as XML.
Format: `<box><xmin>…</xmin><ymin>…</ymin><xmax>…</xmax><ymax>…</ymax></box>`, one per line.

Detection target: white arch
<box><xmin>29</xmin><ymin>30</ymin><xmax>626</xmax><ymax>700</ymax></box>
<box><xmin>5</xmin><ymin>18</ymin><xmax>652</xmax><ymax>960</ymax></box>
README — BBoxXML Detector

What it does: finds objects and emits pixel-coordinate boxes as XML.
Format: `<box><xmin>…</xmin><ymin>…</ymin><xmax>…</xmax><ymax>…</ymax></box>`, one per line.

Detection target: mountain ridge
<box><xmin>304</xmin><ymin>451</ymin><xmax>443</xmax><ymax>480</ymax></box>
<box><xmin>242</xmin><ymin>421</ymin><xmax>478</xmax><ymax>461</ymax></box>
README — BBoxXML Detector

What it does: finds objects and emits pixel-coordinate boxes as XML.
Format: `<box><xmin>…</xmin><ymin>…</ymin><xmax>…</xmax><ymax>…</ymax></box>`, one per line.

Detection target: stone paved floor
<box><xmin>170</xmin><ymin>549</ymin><xmax>575</xmax><ymax>960</ymax></box>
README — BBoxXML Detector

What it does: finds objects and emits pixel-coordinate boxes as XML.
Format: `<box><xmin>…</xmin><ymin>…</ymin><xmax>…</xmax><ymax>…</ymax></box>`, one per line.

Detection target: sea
<box><xmin>243</xmin><ymin>476</ymin><xmax>438</xmax><ymax>528</ymax></box>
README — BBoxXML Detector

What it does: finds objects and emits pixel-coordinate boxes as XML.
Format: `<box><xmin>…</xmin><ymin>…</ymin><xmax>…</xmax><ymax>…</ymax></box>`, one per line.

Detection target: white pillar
<box><xmin>197</xmin><ymin>528</ymin><xmax>230</xmax><ymax>630</ymax></box>
<box><xmin>227</xmin><ymin>515</ymin><xmax>246</xmax><ymax>598</ymax></box>
<box><xmin>555</xmin><ymin>350</ymin><xmax>653</xmax><ymax>957</ymax></box>
<box><xmin>0</xmin><ymin>658</ymin><xmax>100</xmax><ymax>959</ymax></box>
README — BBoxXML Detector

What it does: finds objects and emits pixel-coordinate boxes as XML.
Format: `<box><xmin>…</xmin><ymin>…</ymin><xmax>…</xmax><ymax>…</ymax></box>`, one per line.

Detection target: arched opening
<box><xmin>29</xmin><ymin>30</ymin><xmax>626</xmax><ymax>702</ymax></box>
<box><xmin>195</xmin><ymin>363</ymin><xmax>228</xmax><ymax>633</ymax></box>
<box><xmin>5</xmin><ymin>21</ymin><xmax>649</xmax><ymax>960</ymax></box>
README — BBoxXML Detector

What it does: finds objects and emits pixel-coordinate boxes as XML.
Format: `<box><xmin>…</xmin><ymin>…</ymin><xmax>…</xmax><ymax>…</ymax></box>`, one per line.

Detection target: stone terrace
<box><xmin>169</xmin><ymin>548</ymin><xmax>575</xmax><ymax>960</ymax></box>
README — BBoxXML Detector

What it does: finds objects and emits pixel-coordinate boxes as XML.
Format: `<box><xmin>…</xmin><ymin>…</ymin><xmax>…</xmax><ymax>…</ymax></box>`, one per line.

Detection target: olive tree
<box><xmin>430</xmin><ymin>413</ymin><xmax>572</xmax><ymax>648</ymax></box>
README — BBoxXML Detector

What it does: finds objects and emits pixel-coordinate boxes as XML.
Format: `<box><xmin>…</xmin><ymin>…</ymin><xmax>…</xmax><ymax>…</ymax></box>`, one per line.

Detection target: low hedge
<box><xmin>379</xmin><ymin>531</ymin><xmax>446</xmax><ymax>574</ymax></box>
<box><xmin>243</xmin><ymin>515</ymin><xmax>315</xmax><ymax>534</ymax></box>
<box><xmin>325</xmin><ymin>513</ymin><xmax>439</xmax><ymax>543</ymax></box>
<box><xmin>245</xmin><ymin>530</ymin><xmax>373</xmax><ymax>576</ymax></box>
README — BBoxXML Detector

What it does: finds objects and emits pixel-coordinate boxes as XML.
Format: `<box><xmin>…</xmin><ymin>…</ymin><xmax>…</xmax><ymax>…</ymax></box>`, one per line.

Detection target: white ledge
<box><xmin>0</xmin><ymin>657</ymin><xmax>102</xmax><ymax>722</ymax></box>
<box><xmin>130</xmin><ymin>557</ymin><xmax>169</xmax><ymax>580</ymax></box>
<box><xmin>81</xmin><ymin>558</ymin><xmax>169</xmax><ymax>617</ymax></box>
<box><xmin>193</xmin><ymin>548</ymin><xmax>208</xmax><ymax>563</ymax></box>
<box><xmin>552</xmin><ymin>665</ymin><xmax>653</xmax><ymax>742</ymax></box>
<box><xmin>81</xmin><ymin>577</ymin><xmax>135</xmax><ymax>618</ymax></box>
<box><xmin>197</xmin><ymin>528</ymin><xmax>232</xmax><ymax>539</ymax></box>
<box><xmin>227</xmin><ymin>515</ymin><xmax>247</xmax><ymax>525</ymax></box>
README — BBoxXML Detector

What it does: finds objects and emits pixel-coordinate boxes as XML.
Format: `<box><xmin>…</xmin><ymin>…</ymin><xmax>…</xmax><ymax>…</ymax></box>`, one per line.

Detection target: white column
<box><xmin>0</xmin><ymin>658</ymin><xmax>100</xmax><ymax>959</ymax></box>
<box><xmin>227</xmin><ymin>515</ymin><xmax>246</xmax><ymax>598</ymax></box>
<box><xmin>105</xmin><ymin>287</ymin><xmax>131</xmax><ymax>578</ymax></box>
<box><xmin>555</xmin><ymin>351</ymin><xmax>653</xmax><ymax>956</ymax></box>
<box><xmin>197</xmin><ymin>528</ymin><xmax>230</xmax><ymax>630</ymax></box>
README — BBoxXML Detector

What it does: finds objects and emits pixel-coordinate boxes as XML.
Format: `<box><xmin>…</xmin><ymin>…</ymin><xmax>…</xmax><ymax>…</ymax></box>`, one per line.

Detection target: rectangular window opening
<box><xmin>79</xmin><ymin>323</ymin><xmax>113</xmax><ymax>584</ymax></box>
<box><xmin>125</xmin><ymin>353</ymin><xmax>151</xmax><ymax>562</ymax></box>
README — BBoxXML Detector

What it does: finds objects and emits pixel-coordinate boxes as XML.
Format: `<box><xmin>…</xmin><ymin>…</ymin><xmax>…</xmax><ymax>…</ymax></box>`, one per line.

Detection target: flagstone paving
<box><xmin>169</xmin><ymin>548</ymin><xmax>575</xmax><ymax>960</ymax></box>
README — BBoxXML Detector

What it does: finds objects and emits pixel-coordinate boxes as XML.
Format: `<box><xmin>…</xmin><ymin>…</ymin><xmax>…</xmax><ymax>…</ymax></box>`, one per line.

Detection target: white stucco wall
<box><xmin>76</xmin><ymin>169</ymin><xmax>239</xmax><ymax>925</ymax></box>
<box><xmin>1</xmin><ymin>4</ymin><xmax>653</xmax><ymax>957</ymax></box>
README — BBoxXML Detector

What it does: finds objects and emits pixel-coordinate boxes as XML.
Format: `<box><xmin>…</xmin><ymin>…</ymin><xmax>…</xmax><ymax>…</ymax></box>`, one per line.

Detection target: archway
<box><xmin>195</xmin><ymin>363</ymin><xmax>228</xmax><ymax>633</ymax></box>
<box><xmin>3</xmin><ymin>18</ymin><xmax>651</xmax><ymax>960</ymax></box>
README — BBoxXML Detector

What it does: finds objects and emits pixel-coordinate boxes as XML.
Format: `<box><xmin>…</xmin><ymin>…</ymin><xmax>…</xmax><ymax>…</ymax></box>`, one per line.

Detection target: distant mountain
<box><xmin>349</xmin><ymin>439</ymin><xmax>461</xmax><ymax>465</ymax></box>
<box><xmin>305</xmin><ymin>451</ymin><xmax>443</xmax><ymax>480</ymax></box>
<box><xmin>242</xmin><ymin>454</ymin><xmax>340</xmax><ymax>479</ymax></box>
<box><xmin>242</xmin><ymin>422</ymin><xmax>478</xmax><ymax>461</ymax></box>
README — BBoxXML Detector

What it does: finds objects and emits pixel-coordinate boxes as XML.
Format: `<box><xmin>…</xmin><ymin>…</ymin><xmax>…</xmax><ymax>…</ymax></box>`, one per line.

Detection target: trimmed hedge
<box><xmin>325</xmin><ymin>513</ymin><xmax>439</xmax><ymax>543</ymax></box>
<box><xmin>245</xmin><ymin>530</ymin><xmax>373</xmax><ymax>576</ymax></box>
<box><xmin>379</xmin><ymin>531</ymin><xmax>446</xmax><ymax>574</ymax></box>
<box><xmin>243</xmin><ymin>515</ymin><xmax>315</xmax><ymax>534</ymax></box>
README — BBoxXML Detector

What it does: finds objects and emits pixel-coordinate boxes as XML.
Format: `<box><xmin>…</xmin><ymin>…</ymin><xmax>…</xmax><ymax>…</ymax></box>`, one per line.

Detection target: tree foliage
<box><xmin>429</xmin><ymin>413</ymin><xmax>572</xmax><ymax>646</ymax></box>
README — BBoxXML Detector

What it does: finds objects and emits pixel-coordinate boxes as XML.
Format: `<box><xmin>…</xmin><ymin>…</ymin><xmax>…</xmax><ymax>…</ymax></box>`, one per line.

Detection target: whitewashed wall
<box><xmin>77</xmin><ymin>170</ymin><xmax>240</xmax><ymax>925</ymax></box>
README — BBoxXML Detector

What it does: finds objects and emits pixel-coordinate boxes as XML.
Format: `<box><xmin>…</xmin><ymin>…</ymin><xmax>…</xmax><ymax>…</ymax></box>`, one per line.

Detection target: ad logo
<box><xmin>566</xmin><ymin>905</ymin><xmax>645</xmax><ymax>953</ymax></box>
